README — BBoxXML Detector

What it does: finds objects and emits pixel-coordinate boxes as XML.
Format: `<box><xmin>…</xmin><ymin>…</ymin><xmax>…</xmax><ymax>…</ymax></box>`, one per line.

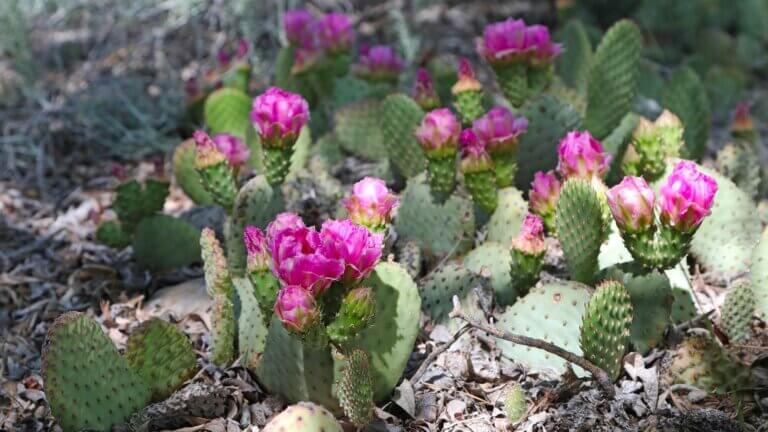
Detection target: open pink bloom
<box><xmin>250</xmin><ymin>87</ymin><xmax>310</xmax><ymax>145</ymax></box>
<box><xmin>412</xmin><ymin>68</ymin><xmax>440</xmax><ymax>110</ymax></box>
<box><xmin>317</xmin><ymin>13</ymin><xmax>354</xmax><ymax>52</ymax></box>
<box><xmin>414</xmin><ymin>108</ymin><xmax>461</xmax><ymax>153</ymax></box>
<box><xmin>269</xmin><ymin>224</ymin><xmax>344</xmax><ymax>296</ymax></box>
<box><xmin>274</xmin><ymin>285</ymin><xmax>319</xmax><ymax>333</ymax></box>
<box><xmin>343</xmin><ymin>177</ymin><xmax>399</xmax><ymax>229</ymax></box>
<box><xmin>472</xmin><ymin>107</ymin><xmax>528</xmax><ymax>153</ymax></box>
<box><xmin>459</xmin><ymin>129</ymin><xmax>487</xmax><ymax>158</ymax></box>
<box><xmin>658</xmin><ymin>161</ymin><xmax>718</xmax><ymax>233</ymax></box>
<box><xmin>525</xmin><ymin>25</ymin><xmax>562</xmax><ymax>63</ymax></box>
<box><xmin>511</xmin><ymin>214</ymin><xmax>546</xmax><ymax>255</ymax></box>
<box><xmin>244</xmin><ymin>226</ymin><xmax>270</xmax><ymax>272</ymax></box>
<box><xmin>266</xmin><ymin>212</ymin><xmax>306</xmax><ymax>243</ymax></box>
<box><xmin>212</xmin><ymin>134</ymin><xmax>250</xmax><ymax>168</ymax></box>
<box><xmin>319</xmin><ymin>219</ymin><xmax>383</xmax><ymax>284</ymax></box>
<box><xmin>284</xmin><ymin>10</ymin><xmax>315</xmax><ymax>46</ymax></box>
<box><xmin>606</xmin><ymin>176</ymin><xmax>655</xmax><ymax>233</ymax></box>
<box><xmin>476</xmin><ymin>18</ymin><xmax>533</xmax><ymax>64</ymax></box>
<box><xmin>356</xmin><ymin>45</ymin><xmax>405</xmax><ymax>81</ymax></box>
<box><xmin>269</xmin><ymin>225</ymin><xmax>320</xmax><ymax>269</ymax></box>
<box><xmin>529</xmin><ymin>171</ymin><xmax>561</xmax><ymax>215</ymax></box>
<box><xmin>557</xmin><ymin>131</ymin><xmax>611</xmax><ymax>180</ymax></box>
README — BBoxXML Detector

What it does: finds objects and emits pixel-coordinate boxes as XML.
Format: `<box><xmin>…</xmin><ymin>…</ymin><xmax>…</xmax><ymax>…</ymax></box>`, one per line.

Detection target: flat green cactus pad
<box><xmin>420</xmin><ymin>263</ymin><xmax>488</xmax><ymax>326</ymax></box>
<box><xmin>486</xmin><ymin>187</ymin><xmax>528</xmax><ymax>246</ymax></box>
<box><xmin>132</xmin><ymin>215</ymin><xmax>201</xmax><ymax>272</ymax></box>
<box><xmin>602</xmin><ymin>113</ymin><xmax>640</xmax><ymax>183</ymax></box>
<box><xmin>125</xmin><ymin>319</ymin><xmax>197</xmax><ymax>401</ymax></box>
<box><xmin>335</xmin><ymin>100</ymin><xmax>388</xmax><ymax>160</ymax></box>
<box><xmin>463</xmin><ymin>242</ymin><xmax>516</xmax><ymax>306</ymax></box>
<box><xmin>579</xmin><ymin>281</ymin><xmax>633</xmax><ymax>380</ymax></box>
<box><xmin>210</xmin><ymin>292</ymin><xmax>236</xmax><ymax>366</ymax></box>
<box><xmin>96</xmin><ymin>220</ymin><xmax>132</xmax><ymax>249</ymax></box>
<box><xmin>172</xmin><ymin>139</ymin><xmax>215</xmax><ymax>205</ymax></box>
<box><xmin>556</xmin><ymin>180</ymin><xmax>608</xmax><ymax>284</ymax></box>
<box><xmin>232</xmin><ymin>277</ymin><xmax>269</xmax><ymax>370</ymax></box>
<box><xmin>662</xmin><ymin>67</ymin><xmax>710</xmax><ymax>160</ymax></box>
<box><xmin>113</xmin><ymin>179</ymin><xmax>170</xmax><ymax>233</ymax></box>
<box><xmin>43</xmin><ymin>312</ymin><xmax>151</xmax><ymax>432</ymax></box>
<box><xmin>720</xmin><ymin>280</ymin><xmax>754</xmax><ymax>342</ymax></box>
<box><xmin>496</xmin><ymin>281</ymin><xmax>592</xmax><ymax>376</ymax></box>
<box><xmin>204</xmin><ymin>87</ymin><xmax>252</xmax><ymax>137</ymax></box>
<box><xmin>378</xmin><ymin>93</ymin><xmax>426</xmax><ymax>178</ymax></box>
<box><xmin>555</xmin><ymin>20</ymin><xmax>593</xmax><ymax>92</ymax></box>
<box><xmin>750</xmin><ymin>227</ymin><xmax>768</xmax><ymax>320</ymax></box>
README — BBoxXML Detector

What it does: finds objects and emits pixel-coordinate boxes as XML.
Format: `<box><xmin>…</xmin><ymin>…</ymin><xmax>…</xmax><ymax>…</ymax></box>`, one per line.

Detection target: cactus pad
<box><xmin>463</xmin><ymin>242</ymin><xmax>516</xmax><ymax>306</ymax></box>
<box><xmin>335</xmin><ymin>101</ymin><xmax>388</xmax><ymax>160</ymax></box>
<box><xmin>750</xmin><ymin>227</ymin><xmax>768</xmax><ymax>320</ymax></box>
<box><xmin>716</xmin><ymin>142</ymin><xmax>762</xmax><ymax>199</ymax></box>
<box><xmin>720</xmin><ymin>280</ymin><xmax>754</xmax><ymax>342</ymax></box>
<box><xmin>210</xmin><ymin>292</ymin><xmax>236</xmax><ymax>366</ymax></box>
<box><xmin>233</xmin><ymin>277</ymin><xmax>269</xmax><ymax>369</ymax></box>
<box><xmin>132</xmin><ymin>215</ymin><xmax>201</xmax><ymax>272</ymax></box>
<box><xmin>556</xmin><ymin>20</ymin><xmax>593</xmax><ymax>92</ymax></box>
<box><xmin>585</xmin><ymin>20</ymin><xmax>642</xmax><ymax>140</ymax></box>
<box><xmin>671</xmin><ymin>287</ymin><xmax>698</xmax><ymax>324</ymax></box>
<box><xmin>125</xmin><ymin>319</ymin><xmax>197</xmax><ymax>401</ymax></box>
<box><xmin>172</xmin><ymin>139</ymin><xmax>215</xmax><ymax>205</ymax></box>
<box><xmin>496</xmin><ymin>281</ymin><xmax>592</xmax><ymax>375</ymax></box>
<box><xmin>665</xmin><ymin>335</ymin><xmax>752</xmax><ymax>394</ymax></box>
<box><xmin>336</xmin><ymin>349</ymin><xmax>374</xmax><ymax>426</ymax></box>
<box><xmin>113</xmin><ymin>179</ymin><xmax>169</xmax><ymax>232</ymax></box>
<box><xmin>602</xmin><ymin>113</ymin><xmax>640</xmax><ymax>182</ymax></box>
<box><xmin>96</xmin><ymin>220</ymin><xmax>131</xmax><ymax>249</ymax></box>
<box><xmin>579</xmin><ymin>280</ymin><xmax>633</xmax><ymax>380</ymax></box>
<box><xmin>204</xmin><ymin>87</ymin><xmax>252</xmax><ymax>137</ymax></box>
<box><xmin>42</xmin><ymin>312</ymin><xmax>151</xmax><ymax>432</ymax></box>
<box><xmin>485</xmin><ymin>187</ymin><xmax>528</xmax><ymax>246</ymax></box>
<box><xmin>262</xmin><ymin>402</ymin><xmax>343</xmax><ymax>432</ymax></box>
<box><xmin>397</xmin><ymin>240</ymin><xmax>423</xmax><ymax>280</ymax></box>
<box><xmin>420</xmin><ymin>263</ymin><xmax>488</xmax><ymax>326</ymax></box>
<box><xmin>504</xmin><ymin>384</ymin><xmax>527</xmax><ymax>423</ymax></box>
<box><xmin>662</xmin><ymin>67</ymin><xmax>711</xmax><ymax>160</ymax></box>
<box><xmin>378</xmin><ymin>94</ymin><xmax>426</xmax><ymax>178</ymax></box>
<box><xmin>609</xmin><ymin>269</ymin><xmax>673</xmax><ymax>353</ymax></box>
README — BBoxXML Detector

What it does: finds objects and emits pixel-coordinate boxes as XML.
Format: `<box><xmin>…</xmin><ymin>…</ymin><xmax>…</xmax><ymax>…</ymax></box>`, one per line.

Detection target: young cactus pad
<box><xmin>336</xmin><ymin>349</ymin><xmax>374</xmax><ymax>426</ymax></box>
<box><xmin>42</xmin><ymin>312</ymin><xmax>151</xmax><ymax>432</ymax></box>
<box><xmin>132</xmin><ymin>215</ymin><xmax>201</xmax><ymax>272</ymax></box>
<box><xmin>485</xmin><ymin>187</ymin><xmax>528</xmax><ymax>246</ymax></box>
<box><xmin>125</xmin><ymin>319</ymin><xmax>198</xmax><ymax>401</ymax></box>
<box><xmin>463</xmin><ymin>242</ymin><xmax>516</xmax><ymax>307</ymax></box>
<box><xmin>112</xmin><ymin>179</ymin><xmax>170</xmax><ymax>233</ymax></box>
<box><xmin>420</xmin><ymin>263</ymin><xmax>490</xmax><ymax>328</ymax></box>
<box><xmin>719</xmin><ymin>280</ymin><xmax>755</xmax><ymax>342</ymax></box>
<box><xmin>172</xmin><ymin>139</ymin><xmax>215</xmax><ymax>205</ymax></box>
<box><xmin>378</xmin><ymin>93</ymin><xmax>426</xmax><ymax>178</ymax></box>
<box><xmin>262</xmin><ymin>402</ymin><xmax>343</xmax><ymax>432</ymax></box>
<box><xmin>204</xmin><ymin>87</ymin><xmax>252</xmax><ymax>137</ymax></box>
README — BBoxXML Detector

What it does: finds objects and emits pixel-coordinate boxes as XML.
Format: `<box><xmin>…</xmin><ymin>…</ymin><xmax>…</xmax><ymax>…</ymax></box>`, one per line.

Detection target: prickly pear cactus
<box><xmin>555</xmin><ymin>20</ymin><xmax>593</xmax><ymax>92</ymax></box>
<box><xmin>397</xmin><ymin>240</ymin><xmax>423</xmax><ymax>280</ymax></box>
<box><xmin>504</xmin><ymin>383</ymin><xmax>527</xmax><ymax>423</ymax></box>
<box><xmin>671</xmin><ymin>287</ymin><xmax>698</xmax><ymax>324</ymax></box>
<box><xmin>420</xmin><ymin>263</ymin><xmax>488</xmax><ymax>326</ymax></box>
<box><xmin>662</xmin><ymin>67</ymin><xmax>710</xmax><ymax>160</ymax></box>
<box><xmin>463</xmin><ymin>242</ymin><xmax>516</xmax><ymax>306</ymax></box>
<box><xmin>716</xmin><ymin>142</ymin><xmax>762</xmax><ymax>199</ymax></box>
<box><xmin>336</xmin><ymin>349</ymin><xmax>374</xmax><ymax>426</ymax></box>
<box><xmin>602</xmin><ymin>113</ymin><xmax>640</xmax><ymax>182</ymax></box>
<box><xmin>256</xmin><ymin>263</ymin><xmax>420</xmax><ymax>411</ymax></box>
<box><xmin>113</xmin><ymin>179</ymin><xmax>170</xmax><ymax>232</ymax></box>
<box><xmin>262</xmin><ymin>402</ymin><xmax>343</xmax><ymax>432</ymax></box>
<box><xmin>200</xmin><ymin>229</ymin><xmax>236</xmax><ymax>365</ymax></box>
<box><xmin>665</xmin><ymin>334</ymin><xmax>752</xmax><ymax>394</ymax></box>
<box><xmin>378</xmin><ymin>94</ymin><xmax>426</xmax><ymax>178</ymax></box>
<box><xmin>496</xmin><ymin>281</ymin><xmax>592</xmax><ymax>375</ymax></box>
<box><xmin>125</xmin><ymin>319</ymin><xmax>197</xmax><ymax>401</ymax></box>
<box><xmin>720</xmin><ymin>280</ymin><xmax>754</xmax><ymax>342</ymax></box>
<box><xmin>485</xmin><ymin>187</ymin><xmax>528</xmax><ymax>246</ymax></box>
<box><xmin>232</xmin><ymin>277</ymin><xmax>268</xmax><ymax>369</ymax></box>
<box><xmin>579</xmin><ymin>280</ymin><xmax>633</xmax><ymax>380</ymax></box>
<box><xmin>172</xmin><ymin>139</ymin><xmax>215</xmax><ymax>205</ymax></box>
<box><xmin>204</xmin><ymin>87</ymin><xmax>252</xmax><ymax>137</ymax></box>
<box><xmin>42</xmin><ymin>312</ymin><xmax>151</xmax><ymax>432</ymax></box>
<box><xmin>335</xmin><ymin>101</ymin><xmax>388</xmax><ymax>160</ymax></box>
<box><xmin>96</xmin><ymin>220</ymin><xmax>131</xmax><ymax>249</ymax></box>
<box><xmin>395</xmin><ymin>174</ymin><xmax>475</xmax><ymax>259</ymax></box>
<box><xmin>750</xmin><ymin>227</ymin><xmax>768</xmax><ymax>320</ymax></box>
<box><xmin>556</xmin><ymin>180</ymin><xmax>609</xmax><ymax>284</ymax></box>
<box><xmin>585</xmin><ymin>20</ymin><xmax>642</xmax><ymax>139</ymax></box>
<box><xmin>515</xmin><ymin>95</ymin><xmax>582</xmax><ymax>189</ymax></box>
<box><xmin>132</xmin><ymin>215</ymin><xmax>201</xmax><ymax>272</ymax></box>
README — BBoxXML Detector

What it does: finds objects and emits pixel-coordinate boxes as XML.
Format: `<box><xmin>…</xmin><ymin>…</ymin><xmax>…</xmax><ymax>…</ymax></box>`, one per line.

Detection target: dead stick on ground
<box><xmin>448</xmin><ymin>296</ymin><xmax>616</xmax><ymax>398</ymax></box>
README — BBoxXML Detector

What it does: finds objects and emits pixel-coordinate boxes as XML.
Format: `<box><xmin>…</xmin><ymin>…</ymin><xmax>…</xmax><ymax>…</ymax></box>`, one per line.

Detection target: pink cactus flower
<box><xmin>250</xmin><ymin>87</ymin><xmax>310</xmax><ymax>146</ymax></box>
<box><xmin>343</xmin><ymin>177</ymin><xmax>399</xmax><ymax>229</ymax></box>
<box><xmin>317</xmin><ymin>13</ymin><xmax>354</xmax><ymax>53</ymax></box>
<box><xmin>412</xmin><ymin>68</ymin><xmax>440</xmax><ymax>110</ymax></box>
<box><xmin>557</xmin><ymin>131</ymin><xmax>611</xmax><ymax>180</ymax></box>
<box><xmin>658</xmin><ymin>161</ymin><xmax>718</xmax><ymax>233</ymax></box>
<box><xmin>212</xmin><ymin>134</ymin><xmax>251</xmax><ymax>168</ymax></box>
<box><xmin>244</xmin><ymin>226</ymin><xmax>270</xmax><ymax>272</ymax></box>
<box><xmin>193</xmin><ymin>130</ymin><xmax>226</xmax><ymax>168</ymax></box>
<box><xmin>511</xmin><ymin>214</ymin><xmax>546</xmax><ymax>255</ymax></box>
<box><xmin>477</xmin><ymin>18</ymin><xmax>560</xmax><ymax>65</ymax></box>
<box><xmin>472</xmin><ymin>107</ymin><xmax>528</xmax><ymax>153</ymax></box>
<box><xmin>235</xmin><ymin>39</ymin><xmax>250</xmax><ymax>59</ymax></box>
<box><xmin>267</xmin><ymin>212</ymin><xmax>306</xmax><ymax>243</ymax></box>
<box><xmin>459</xmin><ymin>129</ymin><xmax>487</xmax><ymax>159</ymax></box>
<box><xmin>529</xmin><ymin>171</ymin><xmax>561</xmax><ymax>216</ymax></box>
<box><xmin>274</xmin><ymin>285</ymin><xmax>319</xmax><ymax>333</ymax></box>
<box><xmin>284</xmin><ymin>10</ymin><xmax>315</xmax><ymax>46</ymax></box>
<box><xmin>414</xmin><ymin>108</ymin><xmax>462</xmax><ymax>153</ymax></box>
<box><xmin>356</xmin><ymin>45</ymin><xmax>405</xmax><ymax>82</ymax></box>
<box><xmin>606</xmin><ymin>176</ymin><xmax>655</xmax><ymax>233</ymax></box>
<box><xmin>319</xmin><ymin>219</ymin><xmax>383</xmax><ymax>284</ymax></box>
<box><xmin>525</xmin><ymin>25</ymin><xmax>562</xmax><ymax>63</ymax></box>
<box><xmin>452</xmin><ymin>58</ymin><xmax>482</xmax><ymax>94</ymax></box>
<box><xmin>276</xmin><ymin>252</ymin><xmax>345</xmax><ymax>296</ymax></box>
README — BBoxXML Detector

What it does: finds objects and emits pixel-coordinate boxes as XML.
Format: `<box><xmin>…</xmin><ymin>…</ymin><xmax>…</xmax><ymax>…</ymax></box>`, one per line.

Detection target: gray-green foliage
<box><xmin>751</xmin><ymin>227</ymin><xmax>768</xmax><ymax>320</ymax></box>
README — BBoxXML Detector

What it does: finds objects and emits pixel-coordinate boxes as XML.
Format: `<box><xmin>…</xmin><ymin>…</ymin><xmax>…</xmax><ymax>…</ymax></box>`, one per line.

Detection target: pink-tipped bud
<box><xmin>235</xmin><ymin>39</ymin><xmax>250</xmax><ymax>60</ymax></box>
<box><xmin>529</xmin><ymin>171</ymin><xmax>561</xmax><ymax>217</ymax></box>
<box><xmin>412</xmin><ymin>68</ymin><xmax>440</xmax><ymax>111</ymax></box>
<box><xmin>459</xmin><ymin>129</ymin><xmax>493</xmax><ymax>172</ymax></box>
<box><xmin>284</xmin><ymin>10</ymin><xmax>315</xmax><ymax>46</ymax></box>
<box><xmin>193</xmin><ymin>130</ymin><xmax>226</xmax><ymax>168</ymax></box>
<box><xmin>342</xmin><ymin>286</ymin><xmax>375</xmax><ymax>323</ymax></box>
<box><xmin>355</xmin><ymin>45</ymin><xmax>405</xmax><ymax>82</ymax></box>
<box><xmin>557</xmin><ymin>131</ymin><xmax>611</xmax><ymax>180</ymax></box>
<box><xmin>250</xmin><ymin>87</ymin><xmax>310</xmax><ymax>147</ymax></box>
<box><xmin>317</xmin><ymin>13</ymin><xmax>354</xmax><ymax>53</ymax></box>
<box><xmin>244</xmin><ymin>226</ymin><xmax>270</xmax><ymax>272</ymax></box>
<box><xmin>319</xmin><ymin>219</ymin><xmax>383</xmax><ymax>285</ymax></box>
<box><xmin>212</xmin><ymin>134</ymin><xmax>251</xmax><ymax>168</ymax></box>
<box><xmin>731</xmin><ymin>101</ymin><xmax>754</xmax><ymax>136</ymax></box>
<box><xmin>452</xmin><ymin>58</ymin><xmax>482</xmax><ymax>94</ymax></box>
<box><xmin>274</xmin><ymin>285</ymin><xmax>319</xmax><ymax>334</ymax></box>
<box><xmin>472</xmin><ymin>107</ymin><xmax>528</xmax><ymax>153</ymax></box>
<box><xmin>343</xmin><ymin>177</ymin><xmax>399</xmax><ymax>229</ymax></box>
<box><xmin>606</xmin><ymin>176</ymin><xmax>655</xmax><ymax>233</ymax></box>
<box><xmin>658</xmin><ymin>161</ymin><xmax>718</xmax><ymax>233</ymax></box>
<box><xmin>414</xmin><ymin>108</ymin><xmax>462</xmax><ymax>155</ymax></box>
<box><xmin>511</xmin><ymin>214</ymin><xmax>546</xmax><ymax>255</ymax></box>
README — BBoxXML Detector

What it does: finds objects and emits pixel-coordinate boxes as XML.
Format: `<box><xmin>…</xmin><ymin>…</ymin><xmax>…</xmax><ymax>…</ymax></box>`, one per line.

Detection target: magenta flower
<box><xmin>284</xmin><ymin>10</ymin><xmax>315</xmax><ymax>46</ymax></box>
<box><xmin>414</xmin><ymin>108</ymin><xmax>461</xmax><ymax>153</ymax></box>
<box><xmin>274</xmin><ymin>285</ymin><xmax>319</xmax><ymax>334</ymax></box>
<box><xmin>658</xmin><ymin>161</ymin><xmax>718</xmax><ymax>233</ymax></box>
<box><xmin>476</xmin><ymin>18</ymin><xmax>531</xmax><ymax>64</ymax></box>
<box><xmin>269</xmin><ymin>224</ymin><xmax>344</xmax><ymax>296</ymax></box>
<box><xmin>193</xmin><ymin>130</ymin><xmax>226</xmax><ymax>168</ymax></box>
<box><xmin>212</xmin><ymin>134</ymin><xmax>250</xmax><ymax>168</ymax></box>
<box><xmin>250</xmin><ymin>87</ymin><xmax>310</xmax><ymax>146</ymax></box>
<box><xmin>319</xmin><ymin>219</ymin><xmax>383</xmax><ymax>285</ymax></box>
<box><xmin>472</xmin><ymin>107</ymin><xmax>528</xmax><ymax>153</ymax></box>
<box><xmin>267</xmin><ymin>212</ymin><xmax>306</xmax><ymax>243</ymax></box>
<box><xmin>412</xmin><ymin>68</ymin><xmax>440</xmax><ymax>110</ymax></box>
<box><xmin>511</xmin><ymin>214</ymin><xmax>546</xmax><ymax>255</ymax></box>
<box><xmin>317</xmin><ymin>13</ymin><xmax>354</xmax><ymax>53</ymax></box>
<box><xmin>452</xmin><ymin>58</ymin><xmax>482</xmax><ymax>94</ymax></box>
<box><xmin>525</xmin><ymin>25</ymin><xmax>562</xmax><ymax>63</ymax></box>
<box><xmin>356</xmin><ymin>44</ymin><xmax>405</xmax><ymax>82</ymax></box>
<box><xmin>459</xmin><ymin>129</ymin><xmax>487</xmax><ymax>159</ymax></box>
<box><xmin>606</xmin><ymin>176</ymin><xmax>655</xmax><ymax>233</ymax></box>
<box><xmin>217</xmin><ymin>39</ymin><xmax>250</xmax><ymax>68</ymax></box>
<box><xmin>343</xmin><ymin>177</ymin><xmax>399</xmax><ymax>229</ymax></box>
<box><xmin>557</xmin><ymin>131</ymin><xmax>611</xmax><ymax>180</ymax></box>
<box><xmin>529</xmin><ymin>171</ymin><xmax>561</xmax><ymax>216</ymax></box>
<box><xmin>244</xmin><ymin>226</ymin><xmax>270</xmax><ymax>272</ymax></box>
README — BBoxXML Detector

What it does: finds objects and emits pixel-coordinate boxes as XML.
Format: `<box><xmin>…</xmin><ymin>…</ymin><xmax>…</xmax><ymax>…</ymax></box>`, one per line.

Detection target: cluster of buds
<box><xmin>412</xmin><ymin>68</ymin><xmax>441</xmax><ymax>111</ymax></box>
<box><xmin>343</xmin><ymin>177</ymin><xmax>399</xmax><ymax>232</ymax></box>
<box><xmin>459</xmin><ymin>129</ymin><xmax>498</xmax><ymax>212</ymax></box>
<box><xmin>606</xmin><ymin>161</ymin><xmax>718</xmax><ymax>270</ymax></box>
<box><xmin>284</xmin><ymin>9</ymin><xmax>355</xmax><ymax>73</ymax></box>
<box><xmin>250</xmin><ymin>87</ymin><xmax>310</xmax><ymax>185</ymax></box>
<box><xmin>622</xmin><ymin>110</ymin><xmax>684</xmax><ymax>181</ymax></box>
<box><xmin>414</xmin><ymin>108</ymin><xmax>462</xmax><ymax>202</ymax></box>
<box><xmin>354</xmin><ymin>44</ymin><xmax>405</xmax><ymax>84</ymax></box>
<box><xmin>452</xmin><ymin>58</ymin><xmax>485</xmax><ymax>125</ymax></box>
<box><xmin>193</xmin><ymin>130</ymin><xmax>240</xmax><ymax>210</ymax></box>
<box><xmin>472</xmin><ymin>106</ymin><xmax>528</xmax><ymax>187</ymax></box>
<box><xmin>477</xmin><ymin>18</ymin><xmax>562</xmax><ymax>106</ymax></box>
<box><xmin>509</xmin><ymin>214</ymin><xmax>546</xmax><ymax>295</ymax></box>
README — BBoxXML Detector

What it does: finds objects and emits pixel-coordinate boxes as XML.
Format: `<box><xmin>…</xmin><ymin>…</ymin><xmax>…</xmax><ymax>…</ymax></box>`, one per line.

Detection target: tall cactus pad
<box><xmin>172</xmin><ymin>139</ymin><xmax>214</xmax><ymax>205</ymax></box>
<box><xmin>210</xmin><ymin>293</ymin><xmax>236</xmax><ymax>366</ymax></box>
<box><xmin>464</xmin><ymin>170</ymin><xmax>498</xmax><ymax>213</ymax></box>
<box><xmin>257</xmin><ymin>263</ymin><xmax>420</xmax><ymax>410</ymax></box>
<box><xmin>379</xmin><ymin>94</ymin><xmax>426</xmax><ymax>178</ymax></box>
<box><xmin>463</xmin><ymin>242</ymin><xmax>516</xmax><ymax>307</ymax></box>
<box><xmin>556</xmin><ymin>20</ymin><xmax>593</xmax><ymax>92</ymax></box>
<box><xmin>750</xmin><ymin>227</ymin><xmax>768</xmax><ymax>320</ymax></box>
<box><xmin>233</xmin><ymin>278</ymin><xmax>269</xmax><ymax>369</ymax></box>
<box><xmin>496</xmin><ymin>281</ymin><xmax>591</xmax><ymax>375</ymax></box>
<box><xmin>579</xmin><ymin>281</ymin><xmax>633</xmax><ymax>380</ymax></box>
<box><xmin>716</xmin><ymin>142</ymin><xmax>761</xmax><ymax>199</ymax></box>
<box><xmin>125</xmin><ymin>319</ymin><xmax>197</xmax><ymax>401</ymax></box>
<box><xmin>396</xmin><ymin>174</ymin><xmax>475</xmax><ymax>259</ymax></box>
<box><xmin>335</xmin><ymin>101</ymin><xmax>388</xmax><ymax>160</ymax></box>
<box><xmin>262</xmin><ymin>402</ymin><xmax>343</xmax><ymax>432</ymax></box>
<box><xmin>204</xmin><ymin>87</ymin><xmax>252</xmax><ymax>137</ymax></box>
<box><xmin>720</xmin><ymin>281</ymin><xmax>755</xmax><ymax>342</ymax></box>
<box><xmin>113</xmin><ymin>179</ymin><xmax>170</xmax><ymax>232</ymax></box>
<box><xmin>132</xmin><ymin>215</ymin><xmax>201</xmax><ymax>272</ymax></box>
<box><xmin>42</xmin><ymin>312</ymin><xmax>151</xmax><ymax>432</ymax></box>
<box><xmin>492</xmin><ymin>63</ymin><xmax>528</xmax><ymax>107</ymax></box>
<box><xmin>420</xmin><ymin>263</ymin><xmax>487</xmax><ymax>326</ymax></box>
<box><xmin>336</xmin><ymin>350</ymin><xmax>374</xmax><ymax>426</ymax></box>
<box><xmin>662</xmin><ymin>67</ymin><xmax>711</xmax><ymax>160</ymax></box>
<box><xmin>585</xmin><ymin>20</ymin><xmax>642</xmax><ymax>139</ymax></box>
<box><xmin>486</xmin><ymin>187</ymin><xmax>528</xmax><ymax>246</ymax></box>
<box><xmin>426</xmin><ymin>155</ymin><xmax>457</xmax><ymax>203</ymax></box>
<box><xmin>200</xmin><ymin>228</ymin><xmax>233</xmax><ymax>298</ymax></box>
<box><xmin>556</xmin><ymin>180</ymin><xmax>608</xmax><ymax>284</ymax></box>
<box><xmin>515</xmin><ymin>95</ymin><xmax>582</xmax><ymax>189</ymax></box>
